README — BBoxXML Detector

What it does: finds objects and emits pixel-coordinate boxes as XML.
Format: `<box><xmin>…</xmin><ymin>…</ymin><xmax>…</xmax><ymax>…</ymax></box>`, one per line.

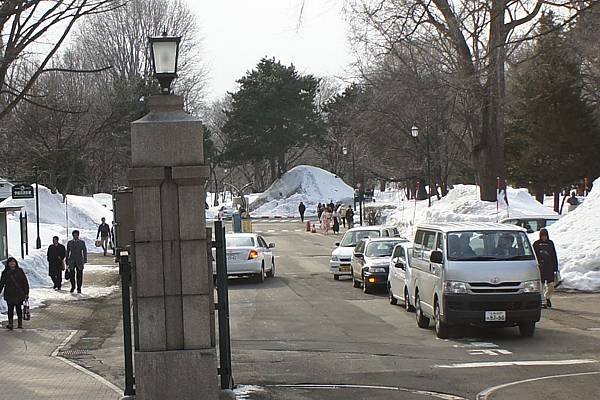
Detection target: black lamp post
<box><xmin>342</xmin><ymin>145</ymin><xmax>357</xmax><ymax>210</ymax></box>
<box><xmin>149</xmin><ymin>32</ymin><xmax>181</xmax><ymax>94</ymax></box>
<box><xmin>34</xmin><ymin>166</ymin><xmax>41</xmax><ymax>249</ymax></box>
<box><xmin>411</xmin><ymin>124</ymin><xmax>432</xmax><ymax>207</ymax></box>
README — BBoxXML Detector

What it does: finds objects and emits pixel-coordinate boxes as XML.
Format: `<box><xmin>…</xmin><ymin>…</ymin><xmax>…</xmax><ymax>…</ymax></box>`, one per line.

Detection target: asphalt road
<box><xmin>228</xmin><ymin>220</ymin><xmax>600</xmax><ymax>400</ymax></box>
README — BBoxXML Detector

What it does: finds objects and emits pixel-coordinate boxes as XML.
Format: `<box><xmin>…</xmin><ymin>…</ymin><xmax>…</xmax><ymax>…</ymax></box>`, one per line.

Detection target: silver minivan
<box><xmin>410</xmin><ymin>222</ymin><xmax>542</xmax><ymax>339</ymax></box>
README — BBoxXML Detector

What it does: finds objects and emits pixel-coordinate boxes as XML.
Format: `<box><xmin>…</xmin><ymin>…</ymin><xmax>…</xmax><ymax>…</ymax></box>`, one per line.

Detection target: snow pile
<box><xmin>383</xmin><ymin>185</ymin><xmax>555</xmax><ymax>233</ymax></box>
<box><xmin>547</xmin><ymin>178</ymin><xmax>600</xmax><ymax>291</ymax></box>
<box><xmin>250</xmin><ymin>165</ymin><xmax>354</xmax><ymax>217</ymax></box>
<box><xmin>0</xmin><ymin>186</ymin><xmax>113</xmax><ymax>315</ymax></box>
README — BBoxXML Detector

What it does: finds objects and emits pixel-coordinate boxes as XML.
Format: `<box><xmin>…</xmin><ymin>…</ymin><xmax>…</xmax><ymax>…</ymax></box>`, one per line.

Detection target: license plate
<box><xmin>226</xmin><ymin>254</ymin><xmax>237</xmax><ymax>261</ymax></box>
<box><xmin>339</xmin><ymin>264</ymin><xmax>351</xmax><ymax>273</ymax></box>
<box><xmin>485</xmin><ymin>311</ymin><xmax>506</xmax><ymax>322</ymax></box>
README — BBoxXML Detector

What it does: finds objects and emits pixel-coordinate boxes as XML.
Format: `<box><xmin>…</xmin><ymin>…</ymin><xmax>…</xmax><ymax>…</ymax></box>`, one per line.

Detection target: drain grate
<box><xmin>58</xmin><ymin>349</ymin><xmax>91</xmax><ymax>356</ymax></box>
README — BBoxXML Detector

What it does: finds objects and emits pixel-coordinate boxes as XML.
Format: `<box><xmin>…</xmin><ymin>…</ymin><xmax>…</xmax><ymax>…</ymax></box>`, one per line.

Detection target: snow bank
<box><xmin>250</xmin><ymin>165</ymin><xmax>353</xmax><ymax>217</ymax></box>
<box><xmin>0</xmin><ymin>186</ymin><xmax>114</xmax><ymax>314</ymax></box>
<box><xmin>547</xmin><ymin>178</ymin><xmax>600</xmax><ymax>291</ymax></box>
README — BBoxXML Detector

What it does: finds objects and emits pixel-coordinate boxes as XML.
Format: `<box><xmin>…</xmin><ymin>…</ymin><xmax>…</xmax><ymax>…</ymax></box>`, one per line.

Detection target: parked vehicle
<box><xmin>212</xmin><ymin>233</ymin><xmax>275</xmax><ymax>283</ymax></box>
<box><xmin>388</xmin><ymin>242</ymin><xmax>414</xmax><ymax>311</ymax></box>
<box><xmin>330</xmin><ymin>226</ymin><xmax>401</xmax><ymax>280</ymax></box>
<box><xmin>500</xmin><ymin>215</ymin><xmax>559</xmax><ymax>233</ymax></box>
<box><xmin>410</xmin><ymin>222</ymin><xmax>542</xmax><ymax>339</ymax></box>
<box><xmin>351</xmin><ymin>237</ymin><xmax>407</xmax><ymax>293</ymax></box>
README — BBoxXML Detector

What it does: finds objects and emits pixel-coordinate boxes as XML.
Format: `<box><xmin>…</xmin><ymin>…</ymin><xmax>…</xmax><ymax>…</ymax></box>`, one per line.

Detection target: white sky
<box><xmin>188</xmin><ymin>1</ymin><xmax>353</xmax><ymax>101</ymax></box>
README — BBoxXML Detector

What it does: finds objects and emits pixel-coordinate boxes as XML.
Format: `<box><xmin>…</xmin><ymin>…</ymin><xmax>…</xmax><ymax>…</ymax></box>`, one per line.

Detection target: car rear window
<box><xmin>227</xmin><ymin>236</ymin><xmax>255</xmax><ymax>247</ymax></box>
<box><xmin>340</xmin><ymin>230</ymin><xmax>381</xmax><ymax>247</ymax></box>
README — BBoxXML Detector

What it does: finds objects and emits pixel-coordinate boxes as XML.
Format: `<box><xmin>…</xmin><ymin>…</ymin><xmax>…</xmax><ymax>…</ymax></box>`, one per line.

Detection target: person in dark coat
<box><xmin>317</xmin><ymin>203</ymin><xmax>323</xmax><ymax>220</ymax></box>
<box><xmin>67</xmin><ymin>230</ymin><xmax>88</xmax><ymax>294</ymax></box>
<box><xmin>0</xmin><ymin>257</ymin><xmax>30</xmax><ymax>330</ymax></box>
<box><xmin>47</xmin><ymin>236</ymin><xmax>66</xmax><ymax>290</ymax></box>
<box><xmin>533</xmin><ymin>228</ymin><xmax>559</xmax><ymax>308</ymax></box>
<box><xmin>346</xmin><ymin>206</ymin><xmax>355</xmax><ymax>228</ymax></box>
<box><xmin>298</xmin><ymin>202</ymin><xmax>306</xmax><ymax>222</ymax></box>
<box><xmin>97</xmin><ymin>217</ymin><xmax>111</xmax><ymax>257</ymax></box>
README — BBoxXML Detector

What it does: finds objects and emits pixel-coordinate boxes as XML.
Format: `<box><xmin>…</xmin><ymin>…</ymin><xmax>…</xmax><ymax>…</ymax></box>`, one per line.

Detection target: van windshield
<box><xmin>447</xmin><ymin>231</ymin><xmax>535</xmax><ymax>261</ymax></box>
<box><xmin>340</xmin><ymin>230</ymin><xmax>381</xmax><ymax>247</ymax></box>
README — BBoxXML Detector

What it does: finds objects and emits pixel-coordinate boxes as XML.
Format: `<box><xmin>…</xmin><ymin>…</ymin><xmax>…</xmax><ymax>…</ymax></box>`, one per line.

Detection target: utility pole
<box><xmin>35</xmin><ymin>166</ymin><xmax>41</xmax><ymax>249</ymax></box>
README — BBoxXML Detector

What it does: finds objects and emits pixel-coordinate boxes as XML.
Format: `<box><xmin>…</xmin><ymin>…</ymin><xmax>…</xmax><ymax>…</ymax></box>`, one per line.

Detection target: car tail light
<box><xmin>248</xmin><ymin>250</ymin><xmax>259</xmax><ymax>260</ymax></box>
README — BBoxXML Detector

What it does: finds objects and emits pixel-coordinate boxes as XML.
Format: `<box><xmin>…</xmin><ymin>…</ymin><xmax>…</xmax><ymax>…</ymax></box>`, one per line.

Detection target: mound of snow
<box><xmin>547</xmin><ymin>178</ymin><xmax>600</xmax><ymax>291</ymax></box>
<box><xmin>250</xmin><ymin>165</ymin><xmax>353</xmax><ymax>217</ymax></box>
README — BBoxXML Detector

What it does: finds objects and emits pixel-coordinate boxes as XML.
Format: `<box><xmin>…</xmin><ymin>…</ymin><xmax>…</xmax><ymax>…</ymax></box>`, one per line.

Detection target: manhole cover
<box><xmin>58</xmin><ymin>349</ymin><xmax>91</xmax><ymax>356</ymax></box>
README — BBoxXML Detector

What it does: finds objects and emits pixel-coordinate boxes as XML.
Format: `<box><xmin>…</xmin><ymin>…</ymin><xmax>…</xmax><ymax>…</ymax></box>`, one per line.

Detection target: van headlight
<box><xmin>330</xmin><ymin>255</ymin><xmax>339</xmax><ymax>262</ymax></box>
<box><xmin>368</xmin><ymin>267</ymin><xmax>387</xmax><ymax>273</ymax></box>
<box><xmin>522</xmin><ymin>280</ymin><xmax>541</xmax><ymax>293</ymax></box>
<box><xmin>444</xmin><ymin>281</ymin><xmax>468</xmax><ymax>294</ymax></box>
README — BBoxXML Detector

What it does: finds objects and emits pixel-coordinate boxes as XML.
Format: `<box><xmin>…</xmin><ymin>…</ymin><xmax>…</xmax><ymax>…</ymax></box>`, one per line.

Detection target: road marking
<box><xmin>281</xmin><ymin>229</ymin><xmax>289</xmax><ymax>232</ymax></box>
<box><xmin>266</xmin><ymin>384</ymin><xmax>467</xmax><ymax>399</ymax></box>
<box><xmin>294</xmin><ymin>229</ymin><xmax>302</xmax><ymax>232</ymax></box>
<box><xmin>267</xmin><ymin>230</ymin><xmax>276</xmax><ymax>233</ymax></box>
<box><xmin>468</xmin><ymin>349</ymin><xmax>513</xmax><ymax>356</ymax></box>
<box><xmin>476</xmin><ymin>371</ymin><xmax>600</xmax><ymax>400</ymax></box>
<box><xmin>436</xmin><ymin>359</ymin><xmax>598</xmax><ymax>369</ymax></box>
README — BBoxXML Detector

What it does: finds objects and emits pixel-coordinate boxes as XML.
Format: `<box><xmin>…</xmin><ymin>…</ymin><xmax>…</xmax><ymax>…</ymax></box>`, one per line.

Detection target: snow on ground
<box><xmin>546</xmin><ymin>178</ymin><xmax>600</xmax><ymax>292</ymax></box>
<box><xmin>0</xmin><ymin>186</ymin><xmax>114</xmax><ymax>314</ymax></box>
<box><xmin>250</xmin><ymin>165</ymin><xmax>354</xmax><ymax>217</ymax></box>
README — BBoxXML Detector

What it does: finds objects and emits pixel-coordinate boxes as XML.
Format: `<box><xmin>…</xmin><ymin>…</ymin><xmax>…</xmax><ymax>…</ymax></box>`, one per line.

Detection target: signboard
<box><xmin>12</xmin><ymin>184</ymin><xmax>34</xmax><ymax>199</ymax></box>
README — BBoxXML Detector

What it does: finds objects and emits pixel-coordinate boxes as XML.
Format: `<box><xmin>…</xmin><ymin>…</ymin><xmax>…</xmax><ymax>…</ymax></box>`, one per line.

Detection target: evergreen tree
<box><xmin>506</xmin><ymin>12</ymin><xmax>600</xmax><ymax>194</ymax></box>
<box><xmin>221</xmin><ymin>58</ymin><xmax>323</xmax><ymax>183</ymax></box>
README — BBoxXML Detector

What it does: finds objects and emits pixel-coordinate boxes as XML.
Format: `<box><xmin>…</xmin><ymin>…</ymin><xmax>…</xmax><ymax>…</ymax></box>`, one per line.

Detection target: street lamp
<box><xmin>411</xmin><ymin>124</ymin><xmax>432</xmax><ymax>207</ymax></box>
<box><xmin>342</xmin><ymin>145</ymin><xmax>357</xmax><ymax>210</ymax></box>
<box><xmin>149</xmin><ymin>32</ymin><xmax>181</xmax><ymax>94</ymax></box>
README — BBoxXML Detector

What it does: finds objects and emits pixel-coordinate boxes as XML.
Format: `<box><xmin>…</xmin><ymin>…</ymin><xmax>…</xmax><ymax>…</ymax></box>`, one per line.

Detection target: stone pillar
<box><xmin>127</xmin><ymin>95</ymin><xmax>218</xmax><ymax>400</ymax></box>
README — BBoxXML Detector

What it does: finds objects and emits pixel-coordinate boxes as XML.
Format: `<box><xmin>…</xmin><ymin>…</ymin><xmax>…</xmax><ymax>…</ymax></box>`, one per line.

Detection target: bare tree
<box><xmin>346</xmin><ymin>0</ymin><xmax>588</xmax><ymax>200</ymax></box>
<box><xmin>0</xmin><ymin>0</ymin><xmax>122</xmax><ymax>121</ymax></box>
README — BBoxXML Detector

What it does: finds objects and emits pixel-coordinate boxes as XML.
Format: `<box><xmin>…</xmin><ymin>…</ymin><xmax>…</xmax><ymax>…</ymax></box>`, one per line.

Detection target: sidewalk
<box><xmin>0</xmin><ymin>253</ymin><xmax>122</xmax><ymax>400</ymax></box>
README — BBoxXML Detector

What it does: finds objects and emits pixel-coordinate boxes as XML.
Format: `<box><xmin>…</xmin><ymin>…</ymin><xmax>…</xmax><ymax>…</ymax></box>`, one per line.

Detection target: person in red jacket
<box><xmin>533</xmin><ymin>228</ymin><xmax>559</xmax><ymax>308</ymax></box>
<box><xmin>0</xmin><ymin>257</ymin><xmax>30</xmax><ymax>330</ymax></box>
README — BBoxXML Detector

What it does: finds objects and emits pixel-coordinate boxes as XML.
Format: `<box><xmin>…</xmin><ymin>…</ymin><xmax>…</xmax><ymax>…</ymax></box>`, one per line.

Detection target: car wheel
<box><xmin>519</xmin><ymin>322</ymin><xmax>536</xmax><ymax>338</ymax></box>
<box><xmin>266</xmin><ymin>259</ymin><xmax>275</xmax><ymax>278</ymax></box>
<box><xmin>434</xmin><ymin>300</ymin><xmax>450</xmax><ymax>339</ymax></box>
<box><xmin>415</xmin><ymin>293</ymin><xmax>430</xmax><ymax>329</ymax></box>
<box><xmin>362</xmin><ymin>274</ymin><xmax>371</xmax><ymax>294</ymax></box>
<box><xmin>388</xmin><ymin>283</ymin><xmax>397</xmax><ymax>305</ymax></box>
<box><xmin>333</xmin><ymin>274</ymin><xmax>340</xmax><ymax>281</ymax></box>
<box><xmin>256</xmin><ymin>264</ymin><xmax>265</xmax><ymax>283</ymax></box>
<box><xmin>404</xmin><ymin>288</ymin><xmax>415</xmax><ymax>312</ymax></box>
<box><xmin>352</xmin><ymin>269</ymin><xmax>360</xmax><ymax>288</ymax></box>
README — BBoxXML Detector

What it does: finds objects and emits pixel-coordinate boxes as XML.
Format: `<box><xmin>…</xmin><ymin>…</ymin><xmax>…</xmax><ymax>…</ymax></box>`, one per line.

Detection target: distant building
<box><xmin>0</xmin><ymin>179</ymin><xmax>14</xmax><ymax>202</ymax></box>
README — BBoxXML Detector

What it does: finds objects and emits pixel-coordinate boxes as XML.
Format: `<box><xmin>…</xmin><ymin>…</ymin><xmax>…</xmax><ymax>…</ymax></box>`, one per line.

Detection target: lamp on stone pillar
<box><xmin>122</xmin><ymin>35</ymin><xmax>220</xmax><ymax>400</ymax></box>
<box><xmin>149</xmin><ymin>32</ymin><xmax>181</xmax><ymax>94</ymax></box>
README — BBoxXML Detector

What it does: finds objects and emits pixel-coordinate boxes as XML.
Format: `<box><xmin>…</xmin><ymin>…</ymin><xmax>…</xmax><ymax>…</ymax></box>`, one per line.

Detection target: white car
<box><xmin>388</xmin><ymin>242</ymin><xmax>415</xmax><ymax>311</ymax></box>
<box><xmin>213</xmin><ymin>233</ymin><xmax>275</xmax><ymax>283</ymax></box>
<box><xmin>500</xmin><ymin>215</ymin><xmax>559</xmax><ymax>234</ymax></box>
<box><xmin>330</xmin><ymin>226</ymin><xmax>400</xmax><ymax>280</ymax></box>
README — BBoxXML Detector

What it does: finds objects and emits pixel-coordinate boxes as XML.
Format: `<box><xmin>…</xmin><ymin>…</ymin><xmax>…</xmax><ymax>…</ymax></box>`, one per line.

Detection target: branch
<box><xmin>41</xmin><ymin>65</ymin><xmax>113</xmax><ymax>74</ymax></box>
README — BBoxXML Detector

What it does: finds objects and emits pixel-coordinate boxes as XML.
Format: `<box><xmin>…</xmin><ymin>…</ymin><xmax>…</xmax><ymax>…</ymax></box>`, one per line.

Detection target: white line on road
<box><xmin>476</xmin><ymin>371</ymin><xmax>600</xmax><ymax>400</ymax></box>
<box><xmin>266</xmin><ymin>384</ymin><xmax>467</xmax><ymax>399</ymax></box>
<box><xmin>267</xmin><ymin>230</ymin><xmax>276</xmax><ymax>233</ymax></box>
<box><xmin>436</xmin><ymin>359</ymin><xmax>598</xmax><ymax>369</ymax></box>
<box><xmin>281</xmin><ymin>229</ymin><xmax>289</xmax><ymax>232</ymax></box>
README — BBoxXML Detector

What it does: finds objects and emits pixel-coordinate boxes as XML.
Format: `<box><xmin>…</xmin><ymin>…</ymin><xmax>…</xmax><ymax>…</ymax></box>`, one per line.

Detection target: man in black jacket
<box><xmin>97</xmin><ymin>217</ymin><xmax>111</xmax><ymax>256</ymax></box>
<box><xmin>47</xmin><ymin>236</ymin><xmax>66</xmax><ymax>290</ymax></box>
<box><xmin>533</xmin><ymin>228</ymin><xmax>559</xmax><ymax>308</ymax></box>
<box><xmin>298</xmin><ymin>202</ymin><xmax>306</xmax><ymax>222</ymax></box>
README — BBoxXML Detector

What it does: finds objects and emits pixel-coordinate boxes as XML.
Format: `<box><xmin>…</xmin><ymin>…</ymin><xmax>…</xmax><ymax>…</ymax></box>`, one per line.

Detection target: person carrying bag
<box><xmin>0</xmin><ymin>257</ymin><xmax>30</xmax><ymax>330</ymax></box>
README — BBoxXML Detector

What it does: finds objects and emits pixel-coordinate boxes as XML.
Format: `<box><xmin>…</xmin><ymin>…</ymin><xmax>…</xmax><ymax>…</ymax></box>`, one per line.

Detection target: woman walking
<box><xmin>332</xmin><ymin>207</ymin><xmax>340</xmax><ymax>234</ymax></box>
<box><xmin>0</xmin><ymin>257</ymin><xmax>30</xmax><ymax>330</ymax></box>
<box><xmin>321</xmin><ymin>207</ymin><xmax>332</xmax><ymax>234</ymax></box>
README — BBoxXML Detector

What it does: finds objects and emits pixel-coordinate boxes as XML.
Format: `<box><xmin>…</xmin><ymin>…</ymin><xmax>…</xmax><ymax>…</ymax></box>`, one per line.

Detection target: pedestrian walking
<box><xmin>346</xmin><ymin>206</ymin><xmax>355</xmax><ymax>228</ymax></box>
<box><xmin>0</xmin><ymin>257</ymin><xmax>30</xmax><ymax>330</ymax></box>
<box><xmin>298</xmin><ymin>202</ymin><xmax>306</xmax><ymax>222</ymax></box>
<box><xmin>96</xmin><ymin>217</ymin><xmax>111</xmax><ymax>257</ymax></box>
<box><xmin>47</xmin><ymin>236</ymin><xmax>66</xmax><ymax>290</ymax></box>
<box><xmin>533</xmin><ymin>228</ymin><xmax>559</xmax><ymax>308</ymax></box>
<box><xmin>67</xmin><ymin>230</ymin><xmax>88</xmax><ymax>294</ymax></box>
<box><xmin>321</xmin><ymin>207</ymin><xmax>332</xmax><ymax>234</ymax></box>
<box><xmin>332</xmin><ymin>208</ymin><xmax>340</xmax><ymax>234</ymax></box>
<box><xmin>317</xmin><ymin>203</ymin><xmax>324</xmax><ymax>220</ymax></box>
<box><xmin>566</xmin><ymin>191</ymin><xmax>580</xmax><ymax>212</ymax></box>
<box><xmin>338</xmin><ymin>204</ymin><xmax>348</xmax><ymax>228</ymax></box>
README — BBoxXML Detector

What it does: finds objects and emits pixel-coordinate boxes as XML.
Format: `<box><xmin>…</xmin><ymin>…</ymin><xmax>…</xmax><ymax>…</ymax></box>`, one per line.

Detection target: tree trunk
<box><xmin>474</xmin><ymin>0</ymin><xmax>508</xmax><ymax>202</ymax></box>
<box><xmin>553</xmin><ymin>190</ymin><xmax>560</xmax><ymax>213</ymax></box>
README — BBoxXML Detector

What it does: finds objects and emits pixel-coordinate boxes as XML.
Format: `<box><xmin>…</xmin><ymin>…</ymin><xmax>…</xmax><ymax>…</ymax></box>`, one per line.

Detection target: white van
<box><xmin>410</xmin><ymin>222</ymin><xmax>542</xmax><ymax>338</ymax></box>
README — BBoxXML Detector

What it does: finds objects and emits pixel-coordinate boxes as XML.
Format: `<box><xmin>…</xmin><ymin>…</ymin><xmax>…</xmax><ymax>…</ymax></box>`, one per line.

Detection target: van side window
<box><xmin>382</xmin><ymin>230</ymin><xmax>390</xmax><ymax>237</ymax></box>
<box><xmin>398</xmin><ymin>246</ymin><xmax>405</xmax><ymax>259</ymax></box>
<box><xmin>422</xmin><ymin>231</ymin><xmax>436</xmax><ymax>252</ymax></box>
<box><xmin>413</xmin><ymin>230</ymin><xmax>425</xmax><ymax>258</ymax></box>
<box><xmin>436</xmin><ymin>234</ymin><xmax>444</xmax><ymax>252</ymax></box>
